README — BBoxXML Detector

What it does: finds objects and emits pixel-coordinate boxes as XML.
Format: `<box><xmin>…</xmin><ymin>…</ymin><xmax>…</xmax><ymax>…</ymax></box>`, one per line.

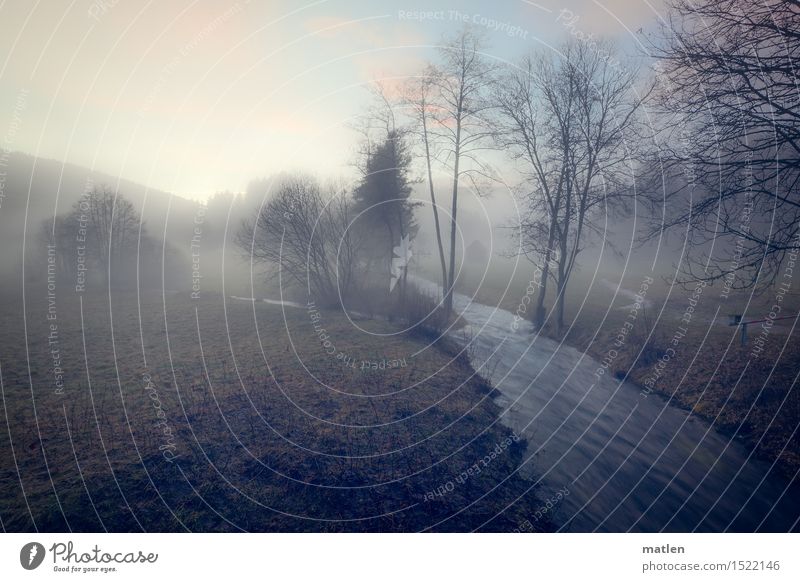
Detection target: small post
<box><xmin>729</xmin><ymin>314</ymin><xmax>747</xmax><ymax>346</ymax></box>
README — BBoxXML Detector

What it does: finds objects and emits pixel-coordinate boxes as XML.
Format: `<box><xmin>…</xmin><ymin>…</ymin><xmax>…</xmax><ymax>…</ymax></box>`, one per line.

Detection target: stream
<box><xmin>444</xmin><ymin>288</ymin><xmax>800</xmax><ymax>532</ymax></box>
<box><xmin>232</xmin><ymin>287</ymin><xmax>800</xmax><ymax>531</ymax></box>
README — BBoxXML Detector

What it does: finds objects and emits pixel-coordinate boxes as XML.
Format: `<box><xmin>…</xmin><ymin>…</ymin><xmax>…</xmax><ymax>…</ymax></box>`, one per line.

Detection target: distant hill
<box><xmin>0</xmin><ymin>150</ymin><xmax>201</xmax><ymax>263</ymax></box>
<box><xmin>0</xmin><ymin>150</ymin><xmax>272</xmax><ymax>298</ymax></box>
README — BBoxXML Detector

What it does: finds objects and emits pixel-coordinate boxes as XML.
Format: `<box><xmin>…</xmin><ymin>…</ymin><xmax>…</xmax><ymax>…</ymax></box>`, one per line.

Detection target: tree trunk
<box><xmin>534</xmin><ymin>224</ymin><xmax>556</xmax><ymax>329</ymax></box>
<box><xmin>422</xmin><ymin>114</ymin><xmax>448</xmax><ymax>295</ymax></box>
<box><xmin>556</xmin><ymin>233</ymin><xmax>568</xmax><ymax>333</ymax></box>
<box><xmin>555</xmin><ymin>276</ymin><xmax>566</xmax><ymax>334</ymax></box>
<box><xmin>444</xmin><ymin>119</ymin><xmax>462</xmax><ymax>315</ymax></box>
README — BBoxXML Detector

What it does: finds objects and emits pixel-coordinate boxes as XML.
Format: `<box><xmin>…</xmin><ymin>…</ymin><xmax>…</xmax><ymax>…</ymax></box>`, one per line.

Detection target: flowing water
<box><xmin>445</xmin><ymin>289</ymin><xmax>800</xmax><ymax>532</ymax></box>
<box><xmin>232</xmin><ymin>288</ymin><xmax>800</xmax><ymax>531</ymax></box>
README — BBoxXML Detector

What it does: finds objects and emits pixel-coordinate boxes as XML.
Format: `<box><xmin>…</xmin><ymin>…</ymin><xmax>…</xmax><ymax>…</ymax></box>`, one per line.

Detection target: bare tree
<box><xmin>646</xmin><ymin>0</ymin><xmax>800</xmax><ymax>292</ymax></box>
<box><xmin>495</xmin><ymin>55</ymin><xmax>567</xmax><ymax>329</ymax></box>
<box><xmin>236</xmin><ymin>175</ymin><xmax>362</xmax><ymax>305</ymax></box>
<box><xmin>404</xmin><ymin>69</ymin><xmax>449</xmax><ymax>293</ymax></box>
<box><xmin>497</xmin><ymin>41</ymin><xmax>649</xmax><ymax>331</ymax></box>
<box><xmin>66</xmin><ymin>185</ymin><xmax>142</xmax><ymax>287</ymax></box>
<box><xmin>38</xmin><ymin>188</ymin><xmax>185</xmax><ymax>291</ymax></box>
<box><xmin>429</xmin><ymin>28</ymin><xmax>497</xmax><ymax>313</ymax></box>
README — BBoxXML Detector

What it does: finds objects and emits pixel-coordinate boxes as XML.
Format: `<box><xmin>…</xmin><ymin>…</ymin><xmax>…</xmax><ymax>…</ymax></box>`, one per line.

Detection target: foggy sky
<box><xmin>0</xmin><ymin>0</ymin><xmax>663</xmax><ymax>200</ymax></box>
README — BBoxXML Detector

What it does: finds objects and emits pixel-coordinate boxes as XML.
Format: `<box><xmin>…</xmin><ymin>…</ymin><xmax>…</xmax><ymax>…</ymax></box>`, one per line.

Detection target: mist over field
<box><xmin>1</xmin><ymin>0</ymin><xmax>799</xmax><ymax>536</ymax></box>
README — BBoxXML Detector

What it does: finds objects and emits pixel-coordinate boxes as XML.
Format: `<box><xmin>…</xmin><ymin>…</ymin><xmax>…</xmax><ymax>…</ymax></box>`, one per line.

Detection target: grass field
<box><xmin>0</xmin><ymin>288</ymin><xmax>549</xmax><ymax>532</ymax></box>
